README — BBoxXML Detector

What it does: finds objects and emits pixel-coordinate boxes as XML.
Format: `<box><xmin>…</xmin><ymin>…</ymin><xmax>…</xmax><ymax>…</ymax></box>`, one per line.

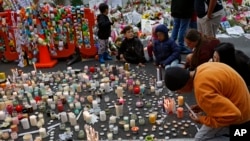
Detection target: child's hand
<box><xmin>138</xmin><ymin>63</ymin><xmax>145</xmax><ymax>67</ymax></box>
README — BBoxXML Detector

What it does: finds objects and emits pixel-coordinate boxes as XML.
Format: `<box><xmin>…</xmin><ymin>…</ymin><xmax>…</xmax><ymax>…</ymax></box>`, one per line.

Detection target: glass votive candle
<box><xmin>104</xmin><ymin>95</ymin><xmax>110</xmax><ymax>102</ymax></box>
<box><xmin>11</xmin><ymin>131</ymin><xmax>18</xmax><ymax>139</ymax></box>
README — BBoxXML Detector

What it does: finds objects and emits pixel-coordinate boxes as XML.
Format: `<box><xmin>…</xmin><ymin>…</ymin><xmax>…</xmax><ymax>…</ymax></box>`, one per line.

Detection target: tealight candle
<box><xmin>178</xmin><ymin>96</ymin><xmax>184</xmax><ymax>106</ymax></box>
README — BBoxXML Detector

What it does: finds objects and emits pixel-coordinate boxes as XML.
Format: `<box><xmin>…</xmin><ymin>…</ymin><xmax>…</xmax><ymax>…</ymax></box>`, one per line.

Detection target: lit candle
<box><xmin>68</xmin><ymin>113</ymin><xmax>77</xmax><ymax>126</ymax></box>
<box><xmin>150</xmin><ymin>86</ymin><xmax>155</xmax><ymax>93</ymax></box>
<box><xmin>12</xmin><ymin>117</ymin><xmax>19</xmax><ymax>125</ymax></box>
<box><xmin>83</xmin><ymin>111</ymin><xmax>89</xmax><ymax>121</ymax></box>
<box><xmin>29</xmin><ymin>115</ymin><xmax>37</xmax><ymax>126</ymax></box>
<box><xmin>21</xmin><ymin>118</ymin><xmax>30</xmax><ymax>129</ymax></box>
<box><xmin>124</xmin><ymin>124</ymin><xmax>129</xmax><ymax>131</ymax></box>
<box><xmin>39</xmin><ymin>127</ymin><xmax>47</xmax><ymax>138</ymax></box>
<box><xmin>92</xmin><ymin>100</ymin><xmax>98</xmax><ymax>109</ymax></box>
<box><xmin>109</xmin><ymin>115</ymin><xmax>116</xmax><ymax>124</ymax></box>
<box><xmin>23</xmin><ymin>134</ymin><xmax>33</xmax><ymax>141</ymax></box>
<box><xmin>177</xmin><ymin>107</ymin><xmax>184</xmax><ymax>119</ymax></box>
<box><xmin>178</xmin><ymin>96</ymin><xmax>184</xmax><ymax>106</ymax></box>
<box><xmin>0</xmin><ymin>110</ymin><xmax>5</xmax><ymax>120</ymax></box>
<box><xmin>69</xmin><ymin>103</ymin><xmax>74</xmax><ymax>109</ymax></box>
<box><xmin>99</xmin><ymin>111</ymin><xmax>106</xmax><ymax>121</ymax></box>
<box><xmin>107</xmin><ymin>132</ymin><xmax>113</xmax><ymax>140</ymax></box>
<box><xmin>75</xmin><ymin>102</ymin><xmax>81</xmax><ymax>109</ymax></box>
<box><xmin>10</xmin><ymin>124</ymin><xmax>18</xmax><ymax>132</ymax></box>
<box><xmin>130</xmin><ymin>119</ymin><xmax>136</xmax><ymax>127</ymax></box>
<box><xmin>60</xmin><ymin>112</ymin><xmax>68</xmax><ymax>123</ymax></box>
<box><xmin>116</xmin><ymin>86</ymin><xmax>123</xmax><ymax>98</ymax></box>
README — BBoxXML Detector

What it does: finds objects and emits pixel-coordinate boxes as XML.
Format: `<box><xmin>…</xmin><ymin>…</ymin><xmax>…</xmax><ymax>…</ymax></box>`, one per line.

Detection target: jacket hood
<box><xmin>155</xmin><ymin>24</ymin><xmax>169</xmax><ymax>39</ymax></box>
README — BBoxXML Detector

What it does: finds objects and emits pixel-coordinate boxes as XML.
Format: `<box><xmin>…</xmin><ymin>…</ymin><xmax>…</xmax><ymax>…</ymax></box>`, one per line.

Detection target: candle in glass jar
<box><xmin>124</xmin><ymin>124</ymin><xmax>129</xmax><ymax>131</ymax></box>
<box><xmin>57</xmin><ymin>103</ymin><xmax>64</xmax><ymax>112</ymax></box>
<box><xmin>47</xmin><ymin>99</ymin><xmax>53</xmax><ymax>106</ymax></box>
<box><xmin>150</xmin><ymin>86</ymin><xmax>155</xmax><ymax>93</ymax></box>
<box><xmin>68</xmin><ymin>113</ymin><xmax>77</xmax><ymax>126</ymax></box>
<box><xmin>107</xmin><ymin>132</ymin><xmax>113</xmax><ymax>140</ymax></box>
<box><xmin>85</xmin><ymin>113</ymin><xmax>92</xmax><ymax>123</ymax></box>
<box><xmin>60</xmin><ymin>112</ymin><xmax>68</xmax><ymax>123</ymax></box>
<box><xmin>10</xmin><ymin>124</ymin><xmax>18</xmax><ymax>132</ymax></box>
<box><xmin>23</xmin><ymin>133</ymin><xmax>33</xmax><ymax>141</ymax></box>
<box><xmin>75</xmin><ymin>102</ymin><xmax>81</xmax><ymax>109</ymax></box>
<box><xmin>39</xmin><ymin>127</ymin><xmax>47</xmax><ymax>138</ymax></box>
<box><xmin>21</xmin><ymin>118</ymin><xmax>30</xmax><ymax>129</ymax></box>
<box><xmin>0</xmin><ymin>110</ymin><xmax>5</xmax><ymax>120</ymax></box>
<box><xmin>177</xmin><ymin>107</ymin><xmax>184</xmax><ymax>118</ymax></box>
<box><xmin>116</xmin><ymin>86</ymin><xmax>123</xmax><ymax>98</ymax></box>
<box><xmin>30</xmin><ymin>99</ymin><xmax>37</xmax><ymax>110</ymax></box>
<box><xmin>113</xmin><ymin>126</ymin><xmax>118</xmax><ymax>134</ymax></box>
<box><xmin>109</xmin><ymin>115</ymin><xmax>116</xmax><ymax>124</ymax></box>
<box><xmin>29</xmin><ymin>115</ymin><xmax>37</xmax><ymax>126</ymax></box>
<box><xmin>99</xmin><ymin>111</ymin><xmax>106</xmax><ymax>121</ymax></box>
<box><xmin>69</xmin><ymin>103</ymin><xmax>74</xmax><ymax>109</ymax></box>
<box><xmin>92</xmin><ymin>100</ymin><xmax>98</xmax><ymax>109</ymax></box>
<box><xmin>12</xmin><ymin>117</ymin><xmax>19</xmax><ymax>125</ymax></box>
<box><xmin>130</xmin><ymin>119</ymin><xmax>136</xmax><ymax>127</ymax></box>
<box><xmin>178</xmin><ymin>96</ymin><xmax>184</xmax><ymax>106</ymax></box>
<box><xmin>11</xmin><ymin>131</ymin><xmax>18</xmax><ymax>139</ymax></box>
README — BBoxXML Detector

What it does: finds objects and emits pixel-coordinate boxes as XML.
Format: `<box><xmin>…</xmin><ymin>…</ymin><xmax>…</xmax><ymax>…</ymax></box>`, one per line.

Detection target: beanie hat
<box><xmin>164</xmin><ymin>67</ymin><xmax>190</xmax><ymax>91</ymax></box>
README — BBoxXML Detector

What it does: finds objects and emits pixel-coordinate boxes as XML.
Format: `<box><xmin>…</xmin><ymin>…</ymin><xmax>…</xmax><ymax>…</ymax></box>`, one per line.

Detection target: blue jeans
<box><xmin>165</xmin><ymin>59</ymin><xmax>181</xmax><ymax>70</ymax></box>
<box><xmin>195</xmin><ymin>125</ymin><xmax>229</xmax><ymax>141</ymax></box>
<box><xmin>171</xmin><ymin>18</ymin><xmax>190</xmax><ymax>48</ymax></box>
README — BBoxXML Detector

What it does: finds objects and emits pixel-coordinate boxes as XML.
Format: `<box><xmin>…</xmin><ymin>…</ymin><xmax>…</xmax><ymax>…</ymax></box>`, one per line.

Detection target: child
<box><xmin>153</xmin><ymin>24</ymin><xmax>181</xmax><ymax>69</ymax></box>
<box><xmin>147</xmin><ymin>23</ymin><xmax>159</xmax><ymax>61</ymax></box>
<box><xmin>97</xmin><ymin>3</ymin><xmax>113</xmax><ymax>63</ymax></box>
<box><xmin>116</xmin><ymin>26</ymin><xmax>146</xmax><ymax>67</ymax></box>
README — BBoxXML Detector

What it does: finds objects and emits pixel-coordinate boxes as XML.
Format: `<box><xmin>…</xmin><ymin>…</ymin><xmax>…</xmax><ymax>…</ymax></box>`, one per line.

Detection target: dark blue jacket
<box><xmin>153</xmin><ymin>25</ymin><xmax>180</xmax><ymax>66</ymax></box>
<box><xmin>97</xmin><ymin>14</ymin><xmax>113</xmax><ymax>39</ymax></box>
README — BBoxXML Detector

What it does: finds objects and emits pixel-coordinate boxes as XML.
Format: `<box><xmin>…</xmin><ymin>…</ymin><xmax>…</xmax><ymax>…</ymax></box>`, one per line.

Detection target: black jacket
<box><xmin>117</xmin><ymin>37</ymin><xmax>146</xmax><ymax>64</ymax></box>
<box><xmin>195</xmin><ymin>0</ymin><xmax>223</xmax><ymax>18</ymax></box>
<box><xmin>97</xmin><ymin>14</ymin><xmax>113</xmax><ymax>39</ymax></box>
<box><xmin>171</xmin><ymin>0</ymin><xmax>194</xmax><ymax>19</ymax></box>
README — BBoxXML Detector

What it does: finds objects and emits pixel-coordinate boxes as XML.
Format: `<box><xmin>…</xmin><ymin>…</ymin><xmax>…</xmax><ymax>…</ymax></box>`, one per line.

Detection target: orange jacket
<box><xmin>194</xmin><ymin>62</ymin><xmax>250</xmax><ymax>128</ymax></box>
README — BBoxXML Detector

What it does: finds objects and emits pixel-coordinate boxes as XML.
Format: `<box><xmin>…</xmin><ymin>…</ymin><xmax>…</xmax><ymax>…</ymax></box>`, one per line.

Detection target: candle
<box><xmin>156</xmin><ymin>81</ymin><xmax>163</xmax><ymax>88</ymax></box>
<box><xmin>0</xmin><ymin>110</ymin><xmax>5</xmax><ymax>120</ymax></box>
<box><xmin>21</xmin><ymin>118</ymin><xmax>30</xmax><ymax>129</ymax></box>
<box><xmin>29</xmin><ymin>115</ymin><xmax>37</xmax><ymax>126</ymax></box>
<box><xmin>69</xmin><ymin>103</ymin><xmax>74</xmax><ymax>109</ymax></box>
<box><xmin>131</xmin><ymin>126</ymin><xmax>139</xmax><ymax>134</ymax></box>
<box><xmin>11</xmin><ymin>124</ymin><xmax>18</xmax><ymax>132</ymax></box>
<box><xmin>47</xmin><ymin>99</ymin><xmax>53</xmax><ymax>106</ymax></box>
<box><xmin>74</xmin><ymin>125</ymin><xmax>80</xmax><ymax>131</ymax></box>
<box><xmin>75</xmin><ymin>102</ymin><xmax>81</xmax><ymax>109</ymax></box>
<box><xmin>23</xmin><ymin>134</ymin><xmax>33</xmax><ymax>141</ymax></box>
<box><xmin>178</xmin><ymin>96</ymin><xmax>184</xmax><ymax>106</ymax></box>
<box><xmin>83</xmin><ymin>111</ymin><xmax>89</xmax><ymax>121</ymax></box>
<box><xmin>130</xmin><ymin>119</ymin><xmax>136</xmax><ymax>127</ymax></box>
<box><xmin>107</xmin><ymin>132</ymin><xmax>113</xmax><ymax>140</ymax></box>
<box><xmin>30</xmin><ymin>99</ymin><xmax>37</xmax><ymax>110</ymax></box>
<box><xmin>104</xmin><ymin>83</ymin><xmax>110</xmax><ymax>93</ymax></box>
<box><xmin>68</xmin><ymin>113</ymin><xmax>77</xmax><ymax>126</ymax></box>
<box><xmin>124</xmin><ymin>124</ymin><xmax>129</xmax><ymax>131</ymax></box>
<box><xmin>150</xmin><ymin>86</ymin><xmax>155</xmax><ymax>93</ymax></box>
<box><xmin>99</xmin><ymin>111</ymin><xmax>106</xmax><ymax>121</ymax></box>
<box><xmin>177</xmin><ymin>107</ymin><xmax>184</xmax><ymax>119</ymax></box>
<box><xmin>115</xmin><ymin>104</ymin><xmax>123</xmax><ymax>117</ymax></box>
<box><xmin>11</xmin><ymin>131</ymin><xmax>18</xmax><ymax>139</ymax></box>
<box><xmin>60</xmin><ymin>112</ymin><xmax>68</xmax><ymax>123</ymax></box>
<box><xmin>109</xmin><ymin>116</ymin><xmax>116</xmax><ymax>124</ymax></box>
<box><xmin>50</xmin><ymin>101</ymin><xmax>56</xmax><ymax>109</ymax></box>
<box><xmin>39</xmin><ymin>128</ymin><xmax>47</xmax><ymax>138</ymax></box>
<box><xmin>12</xmin><ymin>117</ymin><xmax>19</xmax><ymax>125</ymax></box>
<box><xmin>57</xmin><ymin>103</ymin><xmax>64</xmax><ymax>112</ymax></box>
<box><xmin>76</xmin><ymin>84</ymin><xmax>82</xmax><ymax>92</ymax></box>
<box><xmin>92</xmin><ymin>100</ymin><xmax>98</xmax><ymax>109</ymax></box>
<box><xmin>116</xmin><ymin>86</ymin><xmax>123</xmax><ymax>98</ymax></box>
<box><xmin>86</xmin><ymin>113</ymin><xmax>92</xmax><ymax>123</ymax></box>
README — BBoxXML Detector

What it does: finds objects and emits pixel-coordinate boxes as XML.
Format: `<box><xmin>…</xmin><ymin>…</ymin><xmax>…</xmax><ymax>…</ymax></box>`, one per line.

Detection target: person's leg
<box><xmin>189</xmin><ymin>21</ymin><xmax>197</xmax><ymax>29</ymax></box>
<box><xmin>165</xmin><ymin>59</ymin><xmax>180</xmax><ymax>70</ymax></box>
<box><xmin>195</xmin><ymin>125</ymin><xmax>229</xmax><ymax>141</ymax></box>
<box><xmin>203</xmin><ymin>15</ymin><xmax>222</xmax><ymax>37</ymax></box>
<box><xmin>197</xmin><ymin>18</ymin><xmax>204</xmax><ymax>34</ymax></box>
<box><xmin>103</xmin><ymin>39</ymin><xmax>112</xmax><ymax>60</ymax></box>
<box><xmin>171</xmin><ymin>18</ymin><xmax>181</xmax><ymax>41</ymax></box>
<box><xmin>98</xmin><ymin>39</ymin><xmax>105</xmax><ymax>63</ymax></box>
<box><xmin>178</xmin><ymin>18</ymin><xmax>192</xmax><ymax>54</ymax></box>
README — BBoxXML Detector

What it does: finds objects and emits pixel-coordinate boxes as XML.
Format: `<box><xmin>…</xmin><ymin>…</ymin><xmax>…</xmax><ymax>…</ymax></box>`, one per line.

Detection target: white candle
<box><xmin>116</xmin><ymin>86</ymin><xmax>123</xmax><ymax>98</ymax></box>
<box><xmin>109</xmin><ymin>116</ymin><xmax>116</xmax><ymax>124</ymax></box>
<box><xmin>99</xmin><ymin>111</ymin><xmax>106</xmax><ymax>121</ymax></box>
<box><xmin>75</xmin><ymin>102</ymin><xmax>81</xmax><ymax>109</ymax></box>
<box><xmin>113</xmin><ymin>126</ymin><xmax>118</xmax><ymax>134</ymax></box>
<box><xmin>83</xmin><ymin>111</ymin><xmax>89</xmax><ymax>121</ymax></box>
<box><xmin>124</xmin><ymin>124</ymin><xmax>129</xmax><ymax>131</ymax></box>
<box><xmin>0</xmin><ymin>110</ymin><xmax>5</xmax><ymax>120</ymax></box>
<box><xmin>74</xmin><ymin>125</ymin><xmax>80</xmax><ymax>131</ymax></box>
<box><xmin>115</xmin><ymin>104</ymin><xmax>123</xmax><ymax>117</ymax></box>
<box><xmin>68</xmin><ymin>113</ymin><xmax>77</xmax><ymax>126</ymax></box>
<box><xmin>39</xmin><ymin>128</ymin><xmax>47</xmax><ymax>138</ymax></box>
<box><xmin>30</xmin><ymin>99</ymin><xmax>37</xmax><ymax>110</ymax></box>
<box><xmin>156</xmin><ymin>81</ymin><xmax>163</xmax><ymax>87</ymax></box>
<box><xmin>23</xmin><ymin>133</ymin><xmax>33</xmax><ymax>141</ymax></box>
<box><xmin>150</xmin><ymin>86</ymin><xmax>155</xmax><ymax>93</ymax></box>
<box><xmin>104</xmin><ymin>83</ymin><xmax>110</xmax><ymax>93</ymax></box>
<box><xmin>69</xmin><ymin>103</ymin><xmax>74</xmax><ymax>109</ymax></box>
<box><xmin>157</xmin><ymin>68</ymin><xmax>160</xmax><ymax>81</ymax></box>
<box><xmin>86</xmin><ymin>113</ymin><xmax>92</xmax><ymax>123</ymax></box>
<box><xmin>130</xmin><ymin>119</ymin><xmax>136</xmax><ymax>127</ymax></box>
<box><xmin>29</xmin><ymin>115</ymin><xmax>37</xmax><ymax>126</ymax></box>
<box><xmin>31</xmin><ymin>70</ymin><xmax>36</xmax><ymax>76</ymax></box>
<box><xmin>107</xmin><ymin>132</ymin><xmax>113</xmax><ymax>140</ymax></box>
<box><xmin>47</xmin><ymin>99</ymin><xmax>53</xmax><ymax>106</ymax></box>
<box><xmin>92</xmin><ymin>100</ymin><xmax>98</xmax><ymax>109</ymax></box>
<box><xmin>21</xmin><ymin>118</ymin><xmax>30</xmax><ymax>129</ymax></box>
<box><xmin>60</xmin><ymin>112</ymin><xmax>68</xmax><ymax>123</ymax></box>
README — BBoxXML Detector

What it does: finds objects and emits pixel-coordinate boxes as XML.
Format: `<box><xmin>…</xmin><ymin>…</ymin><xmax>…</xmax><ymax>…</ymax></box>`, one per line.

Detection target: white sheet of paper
<box><xmin>141</xmin><ymin>18</ymin><xmax>164</xmax><ymax>34</ymax></box>
<box><xmin>226</xmin><ymin>26</ymin><xmax>245</xmax><ymax>36</ymax></box>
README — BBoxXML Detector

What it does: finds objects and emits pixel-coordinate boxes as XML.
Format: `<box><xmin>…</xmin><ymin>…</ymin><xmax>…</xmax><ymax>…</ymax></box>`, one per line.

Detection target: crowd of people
<box><xmin>96</xmin><ymin>1</ymin><xmax>250</xmax><ymax>141</ymax></box>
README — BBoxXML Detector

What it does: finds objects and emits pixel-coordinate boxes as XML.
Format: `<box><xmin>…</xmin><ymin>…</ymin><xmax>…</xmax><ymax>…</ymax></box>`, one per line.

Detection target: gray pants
<box><xmin>98</xmin><ymin>39</ymin><xmax>109</xmax><ymax>54</ymax></box>
<box><xmin>197</xmin><ymin>15</ymin><xmax>222</xmax><ymax>37</ymax></box>
<box><xmin>195</xmin><ymin>125</ymin><xmax>229</xmax><ymax>141</ymax></box>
